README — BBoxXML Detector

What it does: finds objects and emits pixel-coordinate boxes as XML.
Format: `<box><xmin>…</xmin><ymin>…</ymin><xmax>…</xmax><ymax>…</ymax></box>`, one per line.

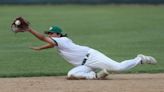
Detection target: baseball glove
<box><xmin>11</xmin><ymin>17</ymin><xmax>30</xmax><ymax>33</ymax></box>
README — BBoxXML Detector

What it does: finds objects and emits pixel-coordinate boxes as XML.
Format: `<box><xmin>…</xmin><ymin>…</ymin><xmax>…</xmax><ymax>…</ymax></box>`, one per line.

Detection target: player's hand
<box><xmin>30</xmin><ymin>47</ymin><xmax>41</xmax><ymax>51</ymax></box>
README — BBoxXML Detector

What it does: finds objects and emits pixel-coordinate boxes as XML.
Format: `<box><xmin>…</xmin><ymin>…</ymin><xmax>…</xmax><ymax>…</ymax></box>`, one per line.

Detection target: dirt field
<box><xmin>0</xmin><ymin>73</ymin><xmax>163</xmax><ymax>92</ymax></box>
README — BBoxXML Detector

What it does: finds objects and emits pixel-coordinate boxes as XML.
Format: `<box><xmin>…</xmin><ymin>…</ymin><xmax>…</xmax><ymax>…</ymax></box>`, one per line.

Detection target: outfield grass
<box><xmin>0</xmin><ymin>5</ymin><xmax>164</xmax><ymax>77</ymax></box>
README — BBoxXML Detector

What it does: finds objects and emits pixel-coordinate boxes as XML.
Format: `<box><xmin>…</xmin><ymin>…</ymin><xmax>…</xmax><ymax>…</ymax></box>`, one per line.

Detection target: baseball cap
<box><xmin>45</xmin><ymin>26</ymin><xmax>62</xmax><ymax>34</ymax></box>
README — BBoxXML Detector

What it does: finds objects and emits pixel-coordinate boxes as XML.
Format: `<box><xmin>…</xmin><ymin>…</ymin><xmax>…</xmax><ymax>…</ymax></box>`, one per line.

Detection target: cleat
<box><xmin>137</xmin><ymin>54</ymin><xmax>157</xmax><ymax>64</ymax></box>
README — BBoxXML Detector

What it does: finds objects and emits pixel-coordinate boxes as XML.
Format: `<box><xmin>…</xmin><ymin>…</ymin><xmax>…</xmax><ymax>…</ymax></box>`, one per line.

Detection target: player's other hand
<box><xmin>30</xmin><ymin>47</ymin><xmax>41</xmax><ymax>51</ymax></box>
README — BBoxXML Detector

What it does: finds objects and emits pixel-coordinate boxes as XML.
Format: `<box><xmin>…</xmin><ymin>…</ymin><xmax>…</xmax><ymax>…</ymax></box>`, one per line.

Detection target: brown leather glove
<box><xmin>11</xmin><ymin>17</ymin><xmax>30</xmax><ymax>33</ymax></box>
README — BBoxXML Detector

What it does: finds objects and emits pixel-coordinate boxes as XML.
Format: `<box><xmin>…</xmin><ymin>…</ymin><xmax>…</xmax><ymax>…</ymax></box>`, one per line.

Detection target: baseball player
<box><xmin>11</xmin><ymin>17</ymin><xmax>157</xmax><ymax>80</ymax></box>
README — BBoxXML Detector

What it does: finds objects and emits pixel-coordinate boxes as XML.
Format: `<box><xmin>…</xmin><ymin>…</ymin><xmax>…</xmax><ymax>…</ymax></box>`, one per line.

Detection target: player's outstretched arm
<box><xmin>11</xmin><ymin>17</ymin><xmax>56</xmax><ymax>50</ymax></box>
<box><xmin>26</xmin><ymin>27</ymin><xmax>57</xmax><ymax>50</ymax></box>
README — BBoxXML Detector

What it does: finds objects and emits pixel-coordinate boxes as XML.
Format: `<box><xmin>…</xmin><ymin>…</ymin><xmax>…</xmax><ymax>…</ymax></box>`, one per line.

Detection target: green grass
<box><xmin>0</xmin><ymin>5</ymin><xmax>164</xmax><ymax>77</ymax></box>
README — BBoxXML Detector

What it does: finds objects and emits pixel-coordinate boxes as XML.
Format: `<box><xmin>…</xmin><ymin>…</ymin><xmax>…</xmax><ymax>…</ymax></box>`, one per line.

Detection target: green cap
<box><xmin>45</xmin><ymin>26</ymin><xmax>62</xmax><ymax>34</ymax></box>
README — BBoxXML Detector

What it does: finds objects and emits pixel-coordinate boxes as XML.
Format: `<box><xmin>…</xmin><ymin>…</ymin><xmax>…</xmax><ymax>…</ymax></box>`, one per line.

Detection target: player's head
<box><xmin>45</xmin><ymin>26</ymin><xmax>67</xmax><ymax>37</ymax></box>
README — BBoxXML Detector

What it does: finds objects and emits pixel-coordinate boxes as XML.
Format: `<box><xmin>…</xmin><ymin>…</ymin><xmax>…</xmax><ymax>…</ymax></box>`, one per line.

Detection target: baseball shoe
<box><xmin>96</xmin><ymin>69</ymin><xmax>109</xmax><ymax>80</ymax></box>
<box><xmin>137</xmin><ymin>54</ymin><xmax>157</xmax><ymax>64</ymax></box>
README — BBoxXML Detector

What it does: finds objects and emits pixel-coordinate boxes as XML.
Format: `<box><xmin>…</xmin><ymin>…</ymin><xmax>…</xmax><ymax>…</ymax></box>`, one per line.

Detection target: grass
<box><xmin>0</xmin><ymin>5</ymin><xmax>164</xmax><ymax>77</ymax></box>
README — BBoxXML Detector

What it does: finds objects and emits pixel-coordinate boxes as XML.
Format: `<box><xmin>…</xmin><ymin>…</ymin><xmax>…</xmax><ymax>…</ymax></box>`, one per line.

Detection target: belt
<box><xmin>81</xmin><ymin>53</ymin><xmax>90</xmax><ymax>65</ymax></box>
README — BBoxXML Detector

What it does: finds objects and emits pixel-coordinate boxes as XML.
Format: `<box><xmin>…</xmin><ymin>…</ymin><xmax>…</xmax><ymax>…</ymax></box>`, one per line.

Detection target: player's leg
<box><xmin>86</xmin><ymin>49</ymin><xmax>140</xmax><ymax>71</ymax></box>
<box><xmin>95</xmin><ymin>57</ymin><xmax>141</xmax><ymax>79</ymax></box>
<box><xmin>114</xmin><ymin>57</ymin><xmax>142</xmax><ymax>71</ymax></box>
<box><xmin>93</xmin><ymin>57</ymin><xmax>142</xmax><ymax>72</ymax></box>
<box><xmin>116</xmin><ymin>54</ymin><xmax>157</xmax><ymax>71</ymax></box>
<box><xmin>67</xmin><ymin>65</ymin><xmax>96</xmax><ymax>80</ymax></box>
<box><xmin>86</xmin><ymin>49</ymin><xmax>157</xmax><ymax>77</ymax></box>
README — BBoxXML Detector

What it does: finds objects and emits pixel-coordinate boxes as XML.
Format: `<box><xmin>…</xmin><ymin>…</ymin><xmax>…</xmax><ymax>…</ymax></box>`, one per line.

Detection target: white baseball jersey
<box><xmin>51</xmin><ymin>37</ymin><xmax>91</xmax><ymax>66</ymax></box>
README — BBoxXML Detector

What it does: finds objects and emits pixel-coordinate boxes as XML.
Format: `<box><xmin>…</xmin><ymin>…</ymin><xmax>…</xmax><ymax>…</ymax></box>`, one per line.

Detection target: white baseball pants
<box><xmin>67</xmin><ymin>49</ymin><xmax>142</xmax><ymax>79</ymax></box>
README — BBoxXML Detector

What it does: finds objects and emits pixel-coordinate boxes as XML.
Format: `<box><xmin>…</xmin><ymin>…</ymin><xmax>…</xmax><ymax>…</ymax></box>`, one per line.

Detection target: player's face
<box><xmin>48</xmin><ymin>33</ymin><xmax>60</xmax><ymax>37</ymax></box>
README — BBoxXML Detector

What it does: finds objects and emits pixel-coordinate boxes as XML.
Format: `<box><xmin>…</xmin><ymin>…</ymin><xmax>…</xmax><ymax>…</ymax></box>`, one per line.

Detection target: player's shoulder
<box><xmin>54</xmin><ymin>37</ymin><xmax>69</xmax><ymax>40</ymax></box>
<box><xmin>52</xmin><ymin>37</ymin><xmax>71</xmax><ymax>42</ymax></box>
<box><xmin>60</xmin><ymin>37</ymin><xmax>69</xmax><ymax>39</ymax></box>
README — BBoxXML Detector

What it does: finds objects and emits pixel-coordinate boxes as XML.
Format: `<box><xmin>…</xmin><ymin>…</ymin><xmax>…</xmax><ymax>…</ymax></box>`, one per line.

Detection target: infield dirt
<box><xmin>0</xmin><ymin>73</ymin><xmax>163</xmax><ymax>92</ymax></box>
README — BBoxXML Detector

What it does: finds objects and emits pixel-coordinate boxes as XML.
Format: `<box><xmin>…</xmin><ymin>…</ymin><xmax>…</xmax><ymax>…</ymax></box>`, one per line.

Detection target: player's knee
<box><xmin>67</xmin><ymin>70</ymin><xmax>81</xmax><ymax>79</ymax></box>
<box><xmin>67</xmin><ymin>72</ymin><xmax>84</xmax><ymax>80</ymax></box>
<box><xmin>67</xmin><ymin>71</ymin><xmax>75</xmax><ymax>78</ymax></box>
<box><xmin>67</xmin><ymin>72</ymin><xmax>96</xmax><ymax>80</ymax></box>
